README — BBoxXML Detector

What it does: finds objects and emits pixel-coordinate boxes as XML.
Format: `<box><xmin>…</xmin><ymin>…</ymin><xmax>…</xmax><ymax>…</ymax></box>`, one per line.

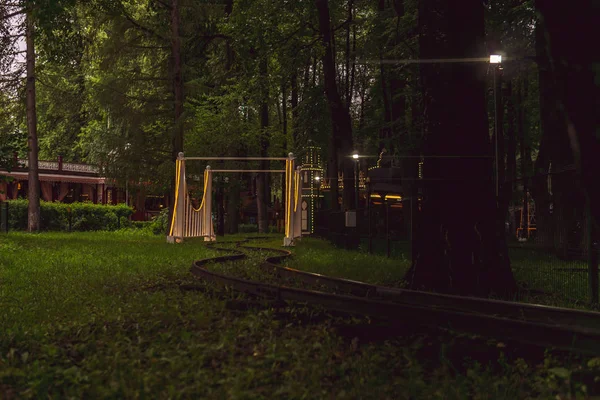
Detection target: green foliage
<box><xmin>148</xmin><ymin>207</ymin><xmax>170</xmax><ymax>235</ymax></box>
<box><xmin>0</xmin><ymin>92</ymin><xmax>25</xmax><ymax>174</ymax></box>
<box><xmin>5</xmin><ymin>199</ymin><xmax>132</xmax><ymax>231</ymax></box>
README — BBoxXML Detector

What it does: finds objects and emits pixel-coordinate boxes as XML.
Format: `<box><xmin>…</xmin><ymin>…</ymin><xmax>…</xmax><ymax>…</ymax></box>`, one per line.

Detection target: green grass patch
<box><xmin>509</xmin><ymin>247</ymin><xmax>592</xmax><ymax>307</ymax></box>
<box><xmin>0</xmin><ymin>231</ymin><xmax>597</xmax><ymax>398</ymax></box>
<box><xmin>287</xmin><ymin>237</ymin><xmax>410</xmax><ymax>285</ymax></box>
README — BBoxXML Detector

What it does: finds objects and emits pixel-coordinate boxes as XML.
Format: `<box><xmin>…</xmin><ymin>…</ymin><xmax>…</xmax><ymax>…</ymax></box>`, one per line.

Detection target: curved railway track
<box><xmin>190</xmin><ymin>238</ymin><xmax>600</xmax><ymax>355</ymax></box>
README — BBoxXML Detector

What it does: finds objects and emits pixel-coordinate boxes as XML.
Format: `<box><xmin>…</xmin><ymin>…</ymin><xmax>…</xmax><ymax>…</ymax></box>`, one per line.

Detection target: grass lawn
<box><xmin>0</xmin><ymin>231</ymin><xmax>596</xmax><ymax>398</ymax></box>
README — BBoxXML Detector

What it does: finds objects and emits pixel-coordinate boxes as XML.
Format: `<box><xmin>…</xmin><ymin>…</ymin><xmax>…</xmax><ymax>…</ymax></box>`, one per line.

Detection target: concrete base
<box><xmin>167</xmin><ymin>236</ymin><xmax>183</xmax><ymax>244</ymax></box>
<box><xmin>283</xmin><ymin>237</ymin><xmax>295</xmax><ymax>247</ymax></box>
<box><xmin>204</xmin><ymin>235</ymin><xmax>216</xmax><ymax>242</ymax></box>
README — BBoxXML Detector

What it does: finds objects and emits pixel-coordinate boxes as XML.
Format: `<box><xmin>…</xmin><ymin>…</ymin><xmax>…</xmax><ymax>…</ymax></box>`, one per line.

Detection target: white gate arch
<box><xmin>167</xmin><ymin>152</ymin><xmax>302</xmax><ymax>246</ymax></box>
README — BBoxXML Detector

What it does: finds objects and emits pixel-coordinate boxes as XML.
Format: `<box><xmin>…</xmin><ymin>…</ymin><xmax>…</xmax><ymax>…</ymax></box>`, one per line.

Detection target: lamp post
<box><xmin>490</xmin><ymin>55</ymin><xmax>502</xmax><ymax>198</ymax></box>
<box><xmin>315</xmin><ymin>175</ymin><xmax>321</xmax><ymax>210</ymax></box>
<box><xmin>352</xmin><ymin>151</ymin><xmax>359</xmax><ymax>210</ymax></box>
<box><xmin>124</xmin><ymin>143</ymin><xmax>131</xmax><ymax>206</ymax></box>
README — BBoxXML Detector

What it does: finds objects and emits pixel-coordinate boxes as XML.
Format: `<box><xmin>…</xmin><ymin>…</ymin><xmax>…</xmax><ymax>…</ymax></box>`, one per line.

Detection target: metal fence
<box><xmin>504</xmin><ymin>167</ymin><xmax>598</xmax><ymax>304</ymax></box>
<box><xmin>315</xmin><ymin>202</ymin><xmax>410</xmax><ymax>259</ymax></box>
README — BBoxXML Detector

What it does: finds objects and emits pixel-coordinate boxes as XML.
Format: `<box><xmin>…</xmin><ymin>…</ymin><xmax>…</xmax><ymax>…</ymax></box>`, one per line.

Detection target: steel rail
<box><xmin>257</xmin><ymin>253</ymin><xmax>600</xmax><ymax>330</ymax></box>
<box><xmin>215</xmin><ymin>240</ymin><xmax>600</xmax><ymax>330</ymax></box>
<box><xmin>227</xmin><ymin>241</ymin><xmax>600</xmax><ymax>331</ymax></box>
<box><xmin>192</xmin><ymin>239</ymin><xmax>600</xmax><ymax>354</ymax></box>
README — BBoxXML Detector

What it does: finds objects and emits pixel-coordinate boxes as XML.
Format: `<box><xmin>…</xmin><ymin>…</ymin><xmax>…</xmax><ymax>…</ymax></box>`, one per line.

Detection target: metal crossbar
<box><xmin>210</xmin><ymin>169</ymin><xmax>286</xmax><ymax>173</ymax></box>
<box><xmin>184</xmin><ymin>157</ymin><xmax>288</xmax><ymax>161</ymax></box>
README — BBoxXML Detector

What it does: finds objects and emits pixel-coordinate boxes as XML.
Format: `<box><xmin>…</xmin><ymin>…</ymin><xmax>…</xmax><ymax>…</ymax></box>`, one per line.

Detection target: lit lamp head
<box><xmin>314</xmin><ymin>176</ymin><xmax>320</xmax><ymax>182</ymax></box>
<box><xmin>490</xmin><ymin>54</ymin><xmax>502</xmax><ymax>64</ymax></box>
<box><xmin>352</xmin><ymin>152</ymin><xmax>359</xmax><ymax>160</ymax></box>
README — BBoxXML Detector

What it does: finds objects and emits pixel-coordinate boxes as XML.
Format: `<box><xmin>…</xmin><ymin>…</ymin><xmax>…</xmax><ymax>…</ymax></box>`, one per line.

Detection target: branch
<box><xmin>96</xmin><ymin>82</ymin><xmax>172</xmax><ymax>104</ymax></box>
<box><xmin>271</xmin><ymin>25</ymin><xmax>306</xmax><ymax>47</ymax></box>
<box><xmin>298</xmin><ymin>36</ymin><xmax>321</xmax><ymax>51</ymax></box>
<box><xmin>125</xmin><ymin>43</ymin><xmax>170</xmax><ymax>50</ymax></box>
<box><xmin>121</xmin><ymin>10</ymin><xmax>167</xmax><ymax>41</ymax></box>
<box><xmin>152</xmin><ymin>0</ymin><xmax>172</xmax><ymax>10</ymax></box>
<box><xmin>0</xmin><ymin>8</ymin><xmax>25</xmax><ymax>21</ymax></box>
<box><xmin>199</xmin><ymin>33</ymin><xmax>229</xmax><ymax>41</ymax></box>
<box><xmin>1</xmin><ymin>50</ymin><xmax>26</xmax><ymax>56</ymax></box>
<box><xmin>127</xmin><ymin>76</ymin><xmax>169</xmax><ymax>82</ymax></box>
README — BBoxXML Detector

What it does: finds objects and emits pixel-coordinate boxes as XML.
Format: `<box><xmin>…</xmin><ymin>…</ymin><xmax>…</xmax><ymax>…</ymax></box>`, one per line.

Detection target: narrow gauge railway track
<box><xmin>191</xmin><ymin>238</ymin><xmax>600</xmax><ymax>355</ymax></box>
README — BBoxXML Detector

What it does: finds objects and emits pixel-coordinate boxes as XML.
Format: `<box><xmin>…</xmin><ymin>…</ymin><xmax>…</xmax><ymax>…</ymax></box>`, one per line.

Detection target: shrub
<box><xmin>5</xmin><ymin>199</ymin><xmax>133</xmax><ymax>232</ymax></box>
<box><xmin>149</xmin><ymin>208</ymin><xmax>170</xmax><ymax>235</ymax></box>
<box><xmin>238</xmin><ymin>223</ymin><xmax>259</xmax><ymax>233</ymax></box>
<box><xmin>237</xmin><ymin>224</ymin><xmax>279</xmax><ymax>234</ymax></box>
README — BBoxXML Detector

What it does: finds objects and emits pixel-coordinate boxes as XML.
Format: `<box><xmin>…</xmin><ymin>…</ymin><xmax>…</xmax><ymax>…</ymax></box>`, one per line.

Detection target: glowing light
<box><xmin>370</xmin><ymin>194</ymin><xmax>402</xmax><ymax>200</ymax></box>
<box><xmin>490</xmin><ymin>55</ymin><xmax>502</xmax><ymax>64</ymax></box>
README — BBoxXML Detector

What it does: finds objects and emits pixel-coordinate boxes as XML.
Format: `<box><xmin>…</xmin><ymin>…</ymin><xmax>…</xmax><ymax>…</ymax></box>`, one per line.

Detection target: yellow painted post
<box><xmin>203</xmin><ymin>166</ymin><xmax>216</xmax><ymax>241</ymax></box>
<box><xmin>167</xmin><ymin>152</ymin><xmax>186</xmax><ymax>243</ymax></box>
<box><xmin>284</xmin><ymin>153</ymin><xmax>295</xmax><ymax>246</ymax></box>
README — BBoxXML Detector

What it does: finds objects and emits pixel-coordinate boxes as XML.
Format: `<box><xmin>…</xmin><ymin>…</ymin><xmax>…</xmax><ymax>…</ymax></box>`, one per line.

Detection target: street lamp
<box><xmin>352</xmin><ymin>151</ymin><xmax>359</xmax><ymax>210</ymax></box>
<box><xmin>490</xmin><ymin>55</ymin><xmax>502</xmax><ymax>197</ymax></box>
<box><xmin>314</xmin><ymin>175</ymin><xmax>321</xmax><ymax>209</ymax></box>
<box><xmin>124</xmin><ymin>143</ymin><xmax>131</xmax><ymax>206</ymax></box>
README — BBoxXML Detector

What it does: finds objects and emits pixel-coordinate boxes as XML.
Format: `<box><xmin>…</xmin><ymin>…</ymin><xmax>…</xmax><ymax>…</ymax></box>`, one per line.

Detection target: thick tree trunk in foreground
<box><xmin>404</xmin><ymin>0</ymin><xmax>516</xmax><ymax>297</ymax></box>
<box><xmin>536</xmin><ymin>0</ymin><xmax>600</xmax><ymax>262</ymax></box>
<box><xmin>316</xmin><ymin>0</ymin><xmax>355</xmax><ymax>211</ymax></box>
<box><xmin>534</xmin><ymin>5</ymin><xmax>599</xmax><ymax>232</ymax></box>
<box><xmin>26</xmin><ymin>11</ymin><xmax>40</xmax><ymax>232</ymax></box>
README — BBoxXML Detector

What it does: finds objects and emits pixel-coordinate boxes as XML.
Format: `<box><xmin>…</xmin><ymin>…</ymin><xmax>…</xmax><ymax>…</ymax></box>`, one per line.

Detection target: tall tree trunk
<box><xmin>26</xmin><ymin>11</ymin><xmax>39</xmax><ymax>232</ymax></box>
<box><xmin>257</xmin><ymin>57</ymin><xmax>269</xmax><ymax>233</ymax></box>
<box><xmin>349</xmin><ymin>13</ymin><xmax>357</xmax><ymax>112</ymax></box>
<box><xmin>535</xmin><ymin>1</ymin><xmax>600</xmax><ymax>233</ymax></box>
<box><xmin>533</xmin><ymin>17</ymin><xmax>578</xmax><ymax>256</ymax></box>
<box><xmin>216</xmin><ymin>178</ymin><xmax>225</xmax><ymax>236</ymax></box>
<box><xmin>378</xmin><ymin>0</ymin><xmax>391</xmax><ymax>156</ymax></box>
<box><xmin>344</xmin><ymin>0</ymin><xmax>353</xmax><ymax>107</ymax></box>
<box><xmin>404</xmin><ymin>0</ymin><xmax>516</xmax><ymax>297</ymax></box>
<box><xmin>390</xmin><ymin>0</ymin><xmax>406</xmax><ymax>159</ymax></box>
<box><xmin>316</xmin><ymin>0</ymin><xmax>355</xmax><ymax>210</ymax></box>
<box><xmin>224</xmin><ymin>0</ymin><xmax>238</xmax><ymax>235</ymax></box>
<box><xmin>170</xmin><ymin>0</ymin><xmax>183</xmax><ymax>161</ymax></box>
<box><xmin>168</xmin><ymin>0</ymin><xmax>183</xmax><ymax>229</ymax></box>
<box><xmin>379</xmin><ymin>56</ymin><xmax>392</xmax><ymax>156</ymax></box>
<box><xmin>502</xmin><ymin>79</ymin><xmax>517</xmax><ymax>237</ymax></box>
<box><xmin>291</xmin><ymin>72</ymin><xmax>299</xmax><ymax>146</ymax></box>
<box><xmin>527</xmin><ymin>67</ymin><xmax>551</xmax><ymax>247</ymax></box>
<box><xmin>493</xmin><ymin>67</ymin><xmax>505</xmax><ymax>196</ymax></box>
<box><xmin>282</xmin><ymin>81</ymin><xmax>289</xmax><ymax>218</ymax></box>
<box><xmin>282</xmin><ymin>82</ymin><xmax>288</xmax><ymax>146</ymax></box>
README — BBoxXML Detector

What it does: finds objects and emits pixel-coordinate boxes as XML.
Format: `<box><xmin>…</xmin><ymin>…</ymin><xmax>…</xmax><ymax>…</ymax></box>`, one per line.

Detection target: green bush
<box><xmin>5</xmin><ymin>199</ymin><xmax>133</xmax><ymax>232</ymax></box>
<box><xmin>238</xmin><ymin>223</ymin><xmax>259</xmax><ymax>233</ymax></box>
<box><xmin>149</xmin><ymin>208</ymin><xmax>170</xmax><ymax>235</ymax></box>
<box><xmin>238</xmin><ymin>223</ymin><xmax>279</xmax><ymax>234</ymax></box>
